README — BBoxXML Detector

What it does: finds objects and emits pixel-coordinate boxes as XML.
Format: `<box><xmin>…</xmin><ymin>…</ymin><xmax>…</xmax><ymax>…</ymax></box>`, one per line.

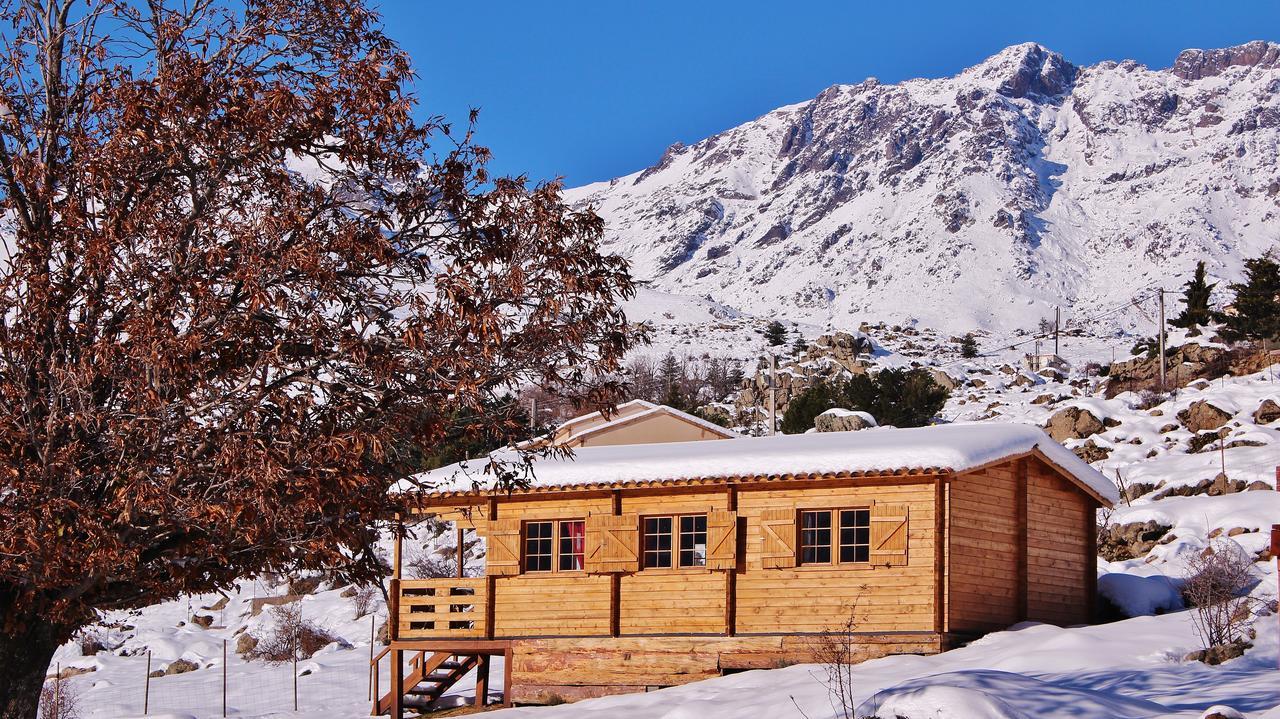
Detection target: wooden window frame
<box><xmin>798</xmin><ymin>508</ymin><xmax>872</xmax><ymax>567</ymax></box>
<box><xmin>641</xmin><ymin>513</ymin><xmax>708</xmax><ymax>570</ymax></box>
<box><xmin>521</xmin><ymin>519</ymin><xmax>586</xmax><ymax>574</ymax></box>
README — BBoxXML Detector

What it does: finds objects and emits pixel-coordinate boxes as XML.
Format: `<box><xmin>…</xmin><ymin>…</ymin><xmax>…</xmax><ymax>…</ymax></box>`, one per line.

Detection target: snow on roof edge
<box><xmin>397</xmin><ymin>423</ymin><xmax>1117</xmax><ymax>506</ymax></box>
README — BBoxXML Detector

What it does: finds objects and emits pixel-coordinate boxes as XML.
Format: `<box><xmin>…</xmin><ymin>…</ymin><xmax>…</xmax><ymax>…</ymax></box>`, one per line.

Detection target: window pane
<box><xmin>525</xmin><ymin>521</ymin><xmax>553</xmax><ymax>572</ymax></box>
<box><xmin>559</xmin><ymin>520</ymin><xmax>585</xmax><ymax>571</ymax></box>
<box><xmin>838</xmin><ymin>510</ymin><xmax>870</xmax><ymax>564</ymax></box>
<box><xmin>644</xmin><ymin>517</ymin><xmax>673</xmax><ymax>568</ymax></box>
<box><xmin>679</xmin><ymin>514</ymin><xmax>707</xmax><ymax>567</ymax></box>
<box><xmin>800</xmin><ymin>511</ymin><xmax>832</xmax><ymax>565</ymax></box>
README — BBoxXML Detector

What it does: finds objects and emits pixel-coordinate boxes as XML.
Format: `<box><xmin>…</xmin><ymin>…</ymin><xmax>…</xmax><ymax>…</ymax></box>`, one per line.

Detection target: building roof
<box><xmin>556</xmin><ymin>402</ymin><xmax>739</xmax><ymax>445</ymax></box>
<box><xmin>397</xmin><ymin>423</ymin><xmax>1117</xmax><ymax>506</ymax></box>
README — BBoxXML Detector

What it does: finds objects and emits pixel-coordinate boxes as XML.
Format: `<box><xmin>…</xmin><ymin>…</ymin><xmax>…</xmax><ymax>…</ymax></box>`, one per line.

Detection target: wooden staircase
<box><xmin>373</xmin><ymin>645</ymin><xmax>509</xmax><ymax>717</ymax></box>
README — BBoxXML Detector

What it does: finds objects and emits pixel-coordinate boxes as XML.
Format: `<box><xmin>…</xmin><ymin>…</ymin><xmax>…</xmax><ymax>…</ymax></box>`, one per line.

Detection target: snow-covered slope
<box><xmin>568</xmin><ymin>41</ymin><xmax>1280</xmax><ymax>335</ymax></box>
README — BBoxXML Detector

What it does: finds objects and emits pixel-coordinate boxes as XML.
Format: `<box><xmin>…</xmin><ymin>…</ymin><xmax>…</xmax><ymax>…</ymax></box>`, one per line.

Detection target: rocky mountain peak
<box><xmin>1171</xmin><ymin>40</ymin><xmax>1280</xmax><ymax>80</ymax></box>
<box><xmin>566</xmin><ymin>43</ymin><xmax>1280</xmax><ymax>336</ymax></box>
<box><xmin>968</xmin><ymin>43</ymin><xmax>1077</xmax><ymax>98</ymax></box>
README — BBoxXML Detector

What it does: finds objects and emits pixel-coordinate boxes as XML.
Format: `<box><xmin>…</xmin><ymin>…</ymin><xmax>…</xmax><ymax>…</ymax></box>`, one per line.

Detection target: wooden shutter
<box><xmin>585</xmin><ymin>514</ymin><xmax>639</xmax><ymax>573</ymax></box>
<box><xmin>486</xmin><ymin>518</ymin><xmax>522</xmax><ymax>576</ymax></box>
<box><xmin>870</xmin><ymin>503</ymin><xmax>909</xmax><ymax>566</ymax></box>
<box><xmin>760</xmin><ymin>508</ymin><xmax>796</xmax><ymax>569</ymax></box>
<box><xmin>705</xmin><ymin>510</ymin><xmax>738</xmax><ymax>570</ymax></box>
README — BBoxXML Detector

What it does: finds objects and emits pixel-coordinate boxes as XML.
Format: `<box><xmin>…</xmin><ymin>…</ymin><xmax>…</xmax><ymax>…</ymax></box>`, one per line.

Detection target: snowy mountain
<box><xmin>567</xmin><ymin>41</ymin><xmax>1280</xmax><ymax>336</ymax></box>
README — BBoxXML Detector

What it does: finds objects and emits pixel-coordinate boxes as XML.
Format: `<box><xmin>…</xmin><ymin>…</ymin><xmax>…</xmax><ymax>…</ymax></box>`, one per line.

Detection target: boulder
<box><xmin>235</xmin><ymin>633</ymin><xmax>258</xmax><ymax>657</ymax></box>
<box><xmin>1177</xmin><ymin>401</ymin><xmax>1232</xmax><ymax>433</ymax></box>
<box><xmin>1098</xmin><ymin>520</ymin><xmax>1172</xmax><ymax>562</ymax></box>
<box><xmin>164</xmin><ymin>659</ymin><xmax>199</xmax><ymax>676</ymax></box>
<box><xmin>1044</xmin><ymin>406</ymin><xmax>1105</xmax><ymax>441</ymax></box>
<box><xmin>1253</xmin><ymin>399</ymin><xmax>1280</xmax><ymax>424</ymax></box>
<box><xmin>1184</xmin><ymin>640</ymin><xmax>1251</xmax><ymax>666</ymax></box>
<box><xmin>814</xmin><ymin>409</ymin><xmax>876</xmax><ymax>433</ymax></box>
<box><xmin>926</xmin><ymin>367</ymin><xmax>960</xmax><ymax>391</ymax></box>
<box><xmin>190</xmin><ymin>614</ymin><xmax>213</xmax><ymax>629</ymax></box>
<box><xmin>1072</xmin><ymin>440</ymin><xmax>1112</xmax><ymax>463</ymax></box>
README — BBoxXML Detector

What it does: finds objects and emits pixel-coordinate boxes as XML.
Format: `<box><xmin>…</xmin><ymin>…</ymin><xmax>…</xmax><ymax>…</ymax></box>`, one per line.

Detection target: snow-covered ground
<box><xmin>43</xmin><ymin>318</ymin><xmax>1280</xmax><ymax>719</ymax></box>
<box><xmin>484</xmin><ymin>612</ymin><xmax>1279</xmax><ymax>719</ymax></box>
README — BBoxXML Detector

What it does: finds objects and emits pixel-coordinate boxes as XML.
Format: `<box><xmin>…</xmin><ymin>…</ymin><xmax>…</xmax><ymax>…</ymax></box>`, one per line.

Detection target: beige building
<box><xmin>539</xmin><ymin>399</ymin><xmax>738</xmax><ymax>448</ymax></box>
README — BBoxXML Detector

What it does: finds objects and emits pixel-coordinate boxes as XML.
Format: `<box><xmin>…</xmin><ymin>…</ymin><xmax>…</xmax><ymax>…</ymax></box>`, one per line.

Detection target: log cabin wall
<box><xmin>1025</xmin><ymin>457</ymin><xmax>1096</xmax><ymax>625</ymax></box>
<box><xmin>733</xmin><ymin>479</ymin><xmax>938</xmax><ymax>635</ymax></box>
<box><xmin>947</xmin><ymin>454</ymin><xmax>1099</xmax><ymax>635</ymax></box>
<box><xmin>452</xmin><ymin>476</ymin><xmax>939</xmax><ymax>639</ymax></box>
<box><xmin>947</xmin><ymin>460</ymin><xmax>1021</xmax><ymax>634</ymax></box>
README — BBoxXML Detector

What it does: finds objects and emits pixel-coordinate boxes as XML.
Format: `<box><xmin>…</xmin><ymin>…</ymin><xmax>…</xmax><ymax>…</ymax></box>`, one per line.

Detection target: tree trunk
<box><xmin>0</xmin><ymin>618</ymin><xmax>67</xmax><ymax>719</ymax></box>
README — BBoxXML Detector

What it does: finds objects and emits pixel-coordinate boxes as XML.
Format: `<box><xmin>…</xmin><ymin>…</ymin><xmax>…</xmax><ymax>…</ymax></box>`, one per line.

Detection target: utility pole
<box><xmin>1157</xmin><ymin>290</ymin><xmax>1167</xmax><ymax>392</ymax></box>
<box><xmin>1054</xmin><ymin>306</ymin><xmax>1060</xmax><ymax>356</ymax></box>
<box><xmin>764</xmin><ymin>353</ymin><xmax>778</xmax><ymax>436</ymax></box>
<box><xmin>529</xmin><ymin>397</ymin><xmax>537</xmax><ymax>430</ymax></box>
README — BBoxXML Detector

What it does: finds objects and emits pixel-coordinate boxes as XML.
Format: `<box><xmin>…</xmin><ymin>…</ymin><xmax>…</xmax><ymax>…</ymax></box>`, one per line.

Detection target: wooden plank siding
<box><xmin>948</xmin><ymin>455</ymin><xmax>1098</xmax><ymax>634</ymax></box>
<box><xmin>734</xmin><ymin>480</ymin><xmax>939</xmax><ymax>635</ymax></box>
<box><xmin>1025</xmin><ymin>458</ymin><xmax>1095</xmax><ymax>626</ymax></box>
<box><xmin>947</xmin><ymin>462</ymin><xmax>1021</xmax><ymax>633</ymax></box>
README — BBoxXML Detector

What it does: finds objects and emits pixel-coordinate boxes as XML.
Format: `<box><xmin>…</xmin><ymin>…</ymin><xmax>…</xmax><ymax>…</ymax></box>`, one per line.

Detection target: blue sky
<box><xmin>376</xmin><ymin>1</ymin><xmax>1280</xmax><ymax>187</ymax></box>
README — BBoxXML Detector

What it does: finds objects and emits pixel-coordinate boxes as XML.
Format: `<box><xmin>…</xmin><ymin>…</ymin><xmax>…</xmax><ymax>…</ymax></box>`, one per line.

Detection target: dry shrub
<box><xmin>404</xmin><ymin>549</ymin><xmax>457</xmax><ymax>579</ymax></box>
<box><xmin>810</xmin><ymin>596</ymin><xmax>866</xmax><ymax>719</ymax></box>
<box><xmin>38</xmin><ymin>675</ymin><xmax>81</xmax><ymax>719</ymax></box>
<box><xmin>77</xmin><ymin>631</ymin><xmax>106</xmax><ymax>657</ymax></box>
<box><xmin>248</xmin><ymin>604</ymin><xmax>339</xmax><ymax>664</ymax></box>
<box><xmin>1182</xmin><ymin>541</ymin><xmax>1259</xmax><ymax>650</ymax></box>
<box><xmin>1136</xmin><ymin>389</ymin><xmax>1169</xmax><ymax>410</ymax></box>
<box><xmin>352</xmin><ymin>585</ymin><xmax>380</xmax><ymax>619</ymax></box>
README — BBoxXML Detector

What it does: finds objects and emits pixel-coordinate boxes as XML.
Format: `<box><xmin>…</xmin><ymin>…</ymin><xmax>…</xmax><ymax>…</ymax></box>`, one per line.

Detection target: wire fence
<box><xmin>41</xmin><ymin>609</ymin><xmax>392</xmax><ymax>719</ymax></box>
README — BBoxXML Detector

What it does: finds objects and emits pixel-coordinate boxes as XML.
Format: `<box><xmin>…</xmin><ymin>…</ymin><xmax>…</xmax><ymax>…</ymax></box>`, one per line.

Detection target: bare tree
<box><xmin>0</xmin><ymin>1</ymin><xmax>638</xmax><ymax>714</ymax></box>
<box><xmin>1182</xmin><ymin>541</ymin><xmax>1259</xmax><ymax>652</ymax></box>
<box><xmin>810</xmin><ymin>598</ymin><xmax>866</xmax><ymax>719</ymax></box>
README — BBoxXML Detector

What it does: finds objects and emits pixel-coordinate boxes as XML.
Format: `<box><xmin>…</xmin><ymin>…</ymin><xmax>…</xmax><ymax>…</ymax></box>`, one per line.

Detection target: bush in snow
<box><xmin>810</xmin><ymin>601</ymin><xmax>866</xmax><ymax>719</ymax></box>
<box><xmin>351</xmin><ymin>585</ymin><xmax>380</xmax><ymax>620</ymax></box>
<box><xmin>38</xmin><ymin>674</ymin><xmax>81</xmax><ymax>719</ymax></box>
<box><xmin>247</xmin><ymin>604</ymin><xmax>341</xmax><ymax>664</ymax></box>
<box><xmin>1181</xmin><ymin>542</ymin><xmax>1259</xmax><ymax>654</ymax></box>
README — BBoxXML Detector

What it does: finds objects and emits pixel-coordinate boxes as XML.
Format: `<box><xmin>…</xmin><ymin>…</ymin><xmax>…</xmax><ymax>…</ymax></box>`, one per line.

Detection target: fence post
<box><xmin>54</xmin><ymin>663</ymin><xmax>60</xmax><ymax>719</ymax></box>
<box><xmin>368</xmin><ymin>614</ymin><xmax>375</xmax><ymax>701</ymax></box>
<box><xmin>222</xmin><ymin>639</ymin><xmax>227</xmax><ymax>717</ymax></box>
<box><xmin>143</xmin><ymin>651</ymin><xmax>151</xmax><ymax>715</ymax></box>
<box><xmin>293</xmin><ymin>616</ymin><xmax>299</xmax><ymax>712</ymax></box>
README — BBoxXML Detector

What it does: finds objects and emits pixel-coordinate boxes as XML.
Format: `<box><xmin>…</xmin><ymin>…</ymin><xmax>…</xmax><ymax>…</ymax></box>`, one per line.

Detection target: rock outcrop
<box><xmin>1177</xmin><ymin>401</ymin><xmax>1233</xmax><ymax>433</ymax></box>
<box><xmin>814</xmin><ymin>409</ymin><xmax>876</xmax><ymax>433</ymax></box>
<box><xmin>1044</xmin><ymin>406</ymin><xmax>1105</xmax><ymax>441</ymax></box>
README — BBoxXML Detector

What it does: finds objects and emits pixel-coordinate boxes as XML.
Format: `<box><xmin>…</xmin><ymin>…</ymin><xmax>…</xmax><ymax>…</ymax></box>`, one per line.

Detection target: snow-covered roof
<box><xmin>557</xmin><ymin>403</ymin><xmax>740</xmax><ymax>445</ymax></box>
<box><xmin>399</xmin><ymin>423</ymin><xmax>1117</xmax><ymax>505</ymax></box>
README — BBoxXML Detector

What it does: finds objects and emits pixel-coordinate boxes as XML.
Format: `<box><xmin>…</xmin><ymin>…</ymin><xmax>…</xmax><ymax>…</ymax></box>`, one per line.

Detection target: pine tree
<box><xmin>658</xmin><ymin>352</ymin><xmax>684</xmax><ymax>407</ymax></box>
<box><xmin>764</xmin><ymin>320</ymin><xmax>788</xmax><ymax>346</ymax></box>
<box><xmin>780</xmin><ymin>383</ymin><xmax>836</xmax><ymax>434</ymax></box>
<box><xmin>1219</xmin><ymin>254</ymin><xmax>1280</xmax><ymax>342</ymax></box>
<box><xmin>1171</xmin><ymin>261</ymin><xmax>1217</xmax><ymax>329</ymax></box>
<box><xmin>959</xmin><ymin>333</ymin><xmax>979</xmax><ymax>359</ymax></box>
<box><xmin>791</xmin><ymin>331</ymin><xmax>808</xmax><ymax>355</ymax></box>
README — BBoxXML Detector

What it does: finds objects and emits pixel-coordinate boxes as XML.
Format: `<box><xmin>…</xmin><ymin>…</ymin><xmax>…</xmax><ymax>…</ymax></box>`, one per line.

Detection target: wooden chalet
<box><xmin>372</xmin><ymin>423</ymin><xmax>1117</xmax><ymax>715</ymax></box>
<box><xmin>534</xmin><ymin>399</ymin><xmax>739</xmax><ymax>448</ymax></box>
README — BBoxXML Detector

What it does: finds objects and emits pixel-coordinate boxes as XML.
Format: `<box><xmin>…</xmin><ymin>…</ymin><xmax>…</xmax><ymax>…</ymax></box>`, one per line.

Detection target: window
<box><xmin>524</xmin><ymin>521</ymin><xmax>553</xmax><ymax>572</ymax></box>
<box><xmin>643</xmin><ymin>516</ymin><xmax>673</xmax><ymax>568</ymax></box>
<box><xmin>839</xmin><ymin>509</ymin><xmax>871</xmax><ymax>563</ymax></box>
<box><xmin>644</xmin><ymin>514</ymin><xmax>707</xmax><ymax>569</ymax></box>
<box><xmin>800</xmin><ymin>511</ymin><xmax>832</xmax><ymax>564</ymax></box>
<box><xmin>800</xmin><ymin>509</ymin><xmax>871</xmax><ymax>565</ymax></box>
<box><xmin>559</xmin><ymin>520</ymin><xmax>585</xmax><ymax>571</ymax></box>
<box><xmin>679</xmin><ymin>515</ymin><xmax>707</xmax><ymax>567</ymax></box>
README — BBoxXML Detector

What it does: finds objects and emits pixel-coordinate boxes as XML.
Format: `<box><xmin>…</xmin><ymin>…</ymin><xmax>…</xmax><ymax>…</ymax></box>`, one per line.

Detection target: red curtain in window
<box><xmin>566</xmin><ymin>520</ymin><xmax>585</xmax><ymax>570</ymax></box>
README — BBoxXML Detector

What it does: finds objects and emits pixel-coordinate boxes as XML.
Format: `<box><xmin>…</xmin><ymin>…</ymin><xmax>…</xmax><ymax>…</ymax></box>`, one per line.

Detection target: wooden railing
<box><xmin>397</xmin><ymin>577</ymin><xmax>487</xmax><ymax>639</ymax></box>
